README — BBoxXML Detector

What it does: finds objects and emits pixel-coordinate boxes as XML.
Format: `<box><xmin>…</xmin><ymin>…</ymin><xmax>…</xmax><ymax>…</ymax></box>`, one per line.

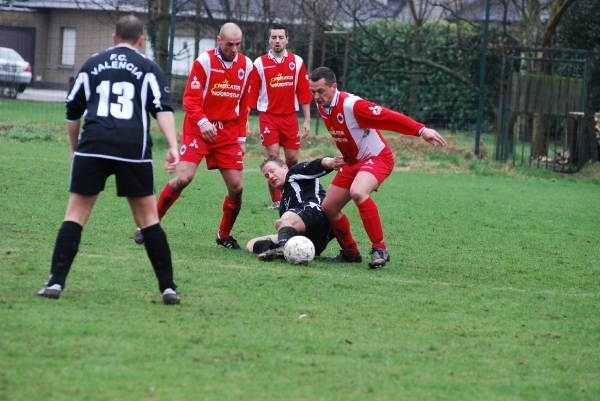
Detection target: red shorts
<box><xmin>331</xmin><ymin>148</ymin><xmax>395</xmax><ymax>189</ymax></box>
<box><xmin>258</xmin><ymin>112</ymin><xmax>301</xmax><ymax>149</ymax></box>
<box><xmin>179</xmin><ymin>119</ymin><xmax>244</xmax><ymax>170</ymax></box>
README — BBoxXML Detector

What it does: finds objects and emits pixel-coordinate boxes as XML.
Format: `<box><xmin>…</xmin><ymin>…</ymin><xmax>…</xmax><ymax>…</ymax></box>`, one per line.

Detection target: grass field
<box><xmin>1</xmin><ymin>101</ymin><xmax>599</xmax><ymax>400</ymax></box>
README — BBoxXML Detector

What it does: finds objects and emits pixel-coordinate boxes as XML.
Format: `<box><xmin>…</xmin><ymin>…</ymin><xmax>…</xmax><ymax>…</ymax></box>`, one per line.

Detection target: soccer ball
<box><xmin>284</xmin><ymin>236</ymin><xmax>315</xmax><ymax>265</ymax></box>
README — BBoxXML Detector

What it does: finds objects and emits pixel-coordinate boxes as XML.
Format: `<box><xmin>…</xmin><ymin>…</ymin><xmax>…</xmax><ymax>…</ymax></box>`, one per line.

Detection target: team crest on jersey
<box><xmin>337</xmin><ymin>113</ymin><xmax>344</xmax><ymax>124</ymax></box>
<box><xmin>190</xmin><ymin>76</ymin><xmax>201</xmax><ymax>90</ymax></box>
<box><xmin>260</xmin><ymin>134</ymin><xmax>264</xmax><ymax>142</ymax></box>
<box><xmin>263</xmin><ymin>127</ymin><xmax>271</xmax><ymax>134</ymax></box>
<box><xmin>289</xmin><ymin>62</ymin><xmax>295</xmax><ymax>71</ymax></box>
<box><xmin>238</xmin><ymin>68</ymin><xmax>245</xmax><ymax>80</ymax></box>
<box><xmin>180</xmin><ymin>145</ymin><xmax>186</xmax><ymax>154</ymax></box>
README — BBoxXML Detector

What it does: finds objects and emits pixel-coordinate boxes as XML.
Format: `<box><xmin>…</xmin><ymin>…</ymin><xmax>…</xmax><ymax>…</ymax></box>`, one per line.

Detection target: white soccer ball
<box><xmin>284</xmin><ymin>236</ymin><xmax>315</xmax><ymax>265</ymax></box>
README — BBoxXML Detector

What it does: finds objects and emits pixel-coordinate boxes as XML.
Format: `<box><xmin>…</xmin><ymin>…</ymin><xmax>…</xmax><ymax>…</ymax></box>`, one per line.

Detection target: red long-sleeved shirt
<box><xmin>317</xmin><ymin>90</ymin><xmax>424</xmax><ymax>164</ymax></box>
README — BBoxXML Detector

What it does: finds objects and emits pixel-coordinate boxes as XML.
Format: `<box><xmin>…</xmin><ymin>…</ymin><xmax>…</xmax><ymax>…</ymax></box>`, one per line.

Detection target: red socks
<box><xmin>157</xmin><ymin>182</ymin><xmax>182</xmax><ymax>221</ymax></box>
<box><xmin>357</xmin><ymin>197</ymin><xmax>386</xmax><ymax>250</ymax></box>
<box><xmin>269</xmin><ymin>184</ymin><xmax>281</xmax><ymax>202</ymax></box>
<box><xmin>330</xmin><ymin>214</ymin><xmax>359</xmax><ymax>257</ymax></box>
<box><xmin>219</xmin><ymin>194</ymin><xmax>242</xmax><ymax>238</ymax></box>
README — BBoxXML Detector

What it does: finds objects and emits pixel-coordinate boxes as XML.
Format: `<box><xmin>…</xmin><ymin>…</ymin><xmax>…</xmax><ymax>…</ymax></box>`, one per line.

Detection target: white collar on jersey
<box><xmin>322</xmin><ymin>89</ymin><xmax>340</xmax><ymax>115</ymax></box>
<box><xmin>109</xmin><ymin>44</ymin><xmax>140</xmax><ymax>53</ymax></box>
<box><xmin>268</xmin><ymin>49</ymin><xmax>288</xmax><ymax>63</ymax></box>
<box><xmin>214</xmin><ymin>47</ymin><xmax>238</xmax><ymax>69</ymax></box>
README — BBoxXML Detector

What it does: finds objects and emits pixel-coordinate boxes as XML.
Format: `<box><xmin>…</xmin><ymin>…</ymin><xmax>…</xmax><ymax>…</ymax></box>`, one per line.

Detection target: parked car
<box><xmin>0</xmin><ymin>47</ymin><xmax>32</xmax><ymax>97</ymax></box>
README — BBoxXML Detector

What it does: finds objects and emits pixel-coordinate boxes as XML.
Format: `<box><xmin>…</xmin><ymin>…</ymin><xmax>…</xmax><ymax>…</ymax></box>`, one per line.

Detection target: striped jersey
<box><xmin>280</xmin><ymin>158</ymin><xmax>333</xmax><ymax>215</ymax></box>
<box><xmin>316</xmin><ymin>90</ymin><xmax>425</xmax><ymax>164</ymax></box>
<box><xmin>66</xmin><ymin>45</ymin><xmax>173</xmax><ymax>161</ymax></box>
<box><xmin>248</xmin><ymin>50</ymin><xmax>312</xmax><ymax>115</ymax></box>
<box><xmin>183</xmin><ymin>48</ymin><xmax>253</xmax><ymax>138</ymax></box>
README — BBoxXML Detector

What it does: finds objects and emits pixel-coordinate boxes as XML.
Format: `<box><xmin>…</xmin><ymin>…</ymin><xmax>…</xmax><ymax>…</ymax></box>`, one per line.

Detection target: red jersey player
<box><xmin>134</xmin><ymin>22</ymin><xmax>253</xmax><ymax>250</ymax></box>
<box><xmin>308</xmin><ymin>67</ymin><xmax>446</xmax><ymax>268</ymax></box>
<box><xmin>248</xmin><ymin>23</ymin><xmax>312</xmax><ymax>210</ymax></box>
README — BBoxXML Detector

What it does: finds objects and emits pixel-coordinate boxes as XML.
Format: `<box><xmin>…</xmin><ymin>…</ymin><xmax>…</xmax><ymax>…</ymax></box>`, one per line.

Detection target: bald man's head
<box><xmin>220</xmin><ymin>22</ymin><xmax>242</xmax><ymax>38</ymax></box>
<box><xmin>217</xmin><ymin>22</ymin><xmax>243</xmax><ymax>61</ymax></box>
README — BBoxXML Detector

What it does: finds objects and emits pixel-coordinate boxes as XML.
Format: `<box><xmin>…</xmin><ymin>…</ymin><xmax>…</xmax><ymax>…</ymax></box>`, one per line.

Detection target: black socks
<box><xmin>47</xmin><ymin>221</ymin><xmax>83</xmax><ymax>288</ymax></box>
<box><xmin>277</xmin><ymin>226</ymin><xmax>298</xmax><ymax>247</ymax></box>
<box><xmin>141</xmin><ymin>224</ymin><xmax>176</xmax><ymax>292</ymax></box>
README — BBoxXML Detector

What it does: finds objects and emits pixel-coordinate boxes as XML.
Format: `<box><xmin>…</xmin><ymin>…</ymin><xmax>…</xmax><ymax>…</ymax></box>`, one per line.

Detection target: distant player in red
<box><xmin>308</xmin><ymin>67</ymin><xmax>447</xmax><ymax>268</ymax></box>
<box><xmin>134</xmin><ymin>22</ymin><xmax>253</xmax><ymax>250</ymax></box>
<box><xmin>248</xmin><ymin>23</ymin><xmax>312</xmax><ymax>210</ymax></box>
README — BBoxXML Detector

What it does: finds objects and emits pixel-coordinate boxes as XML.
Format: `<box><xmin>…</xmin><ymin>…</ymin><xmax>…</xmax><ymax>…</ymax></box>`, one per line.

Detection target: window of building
<box><xmin>145</xmin><ymin>37</ymin><xmax>216</xmax><ymax>76</ymax></box>
<box><xmin>61</xmin><ymin>28</ymin><xmax>76</xmax><ymax>66</ymax></box>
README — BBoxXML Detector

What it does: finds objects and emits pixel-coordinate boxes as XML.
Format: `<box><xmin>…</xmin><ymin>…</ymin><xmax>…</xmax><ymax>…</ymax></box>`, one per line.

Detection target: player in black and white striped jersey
<box><xmin>246</xmin><ymin>156</ymin><xmax>337</xmax><ymax>260</ymax></box>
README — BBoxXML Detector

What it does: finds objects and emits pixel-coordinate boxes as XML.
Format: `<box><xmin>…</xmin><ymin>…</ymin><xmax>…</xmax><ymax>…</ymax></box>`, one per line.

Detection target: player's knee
<box><xmin>172</xmin><ymin>175</ymin><xmax>193</xmax><ymax>191</ymax></box>
<box><xmin>349</xmin><ymin>188</ymin><xmax>369</xmax><ymax>204</ymax></box>
<box><xmin>274</xmin><ymin>218</ymin><xmax>289</xmax><ymax>231</ymax></box>
<box><xmin>227</xmin><ymin>181</ymin><xmax>244</xmax><ymax>195</ymax></box>
<box><xmin>227</xmin><ymin>187</ymin><xmax>243</xmax><ymax>203</ymax></box>
<box><xmin>321</xmin><ymin>203</ymin><xmax>336</xmax><ymax>218</ymax></box>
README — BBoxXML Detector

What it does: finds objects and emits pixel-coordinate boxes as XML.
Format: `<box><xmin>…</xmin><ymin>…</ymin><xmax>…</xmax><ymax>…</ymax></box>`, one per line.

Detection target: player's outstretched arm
<box><xmin>156</xmin><ymin>112</ymin><xmax>179</xmax><ymax>174</ymax></box>
<box><xmin>421</xmin><ymin>128</ymin><xmax>447</xmax><ymax>147</ymax></box>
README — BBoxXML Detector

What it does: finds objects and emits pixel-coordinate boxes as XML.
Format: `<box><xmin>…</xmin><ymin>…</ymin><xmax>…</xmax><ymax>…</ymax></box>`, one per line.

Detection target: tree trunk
<box><xmin>306</xmin><ymin>4</ymin><xmax>316</xmax><ymax>71</ymax></box>
<box><xmin>408</xmin><ymin>24</ymin><xmax>421</xmax><ymax>119</ymax></box>
<box><xmin>194</xmin><ymin>0</ymin><xmax>203</xmax><ymax>60</ymax></box>
<box><xmin>156</xmin><ymin>0</ymin><xmax>171</xmax><ymax>73</ymax></box>
<box><xmin>531</xmin><ymin>113</ymin><xmax>549</xmax><ymax>159</ymax></box>
<box><xmin>530</xmin><ymin>0</ymin><xmax>577</xmax><ymax>159</ymax></box>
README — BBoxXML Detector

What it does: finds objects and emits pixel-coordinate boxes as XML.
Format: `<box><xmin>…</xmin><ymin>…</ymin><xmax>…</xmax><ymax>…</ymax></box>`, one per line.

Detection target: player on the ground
<box><xmin>247</xmin><ymin>23</ymin><xmax>312</xmax><ymax>210</ymax></box>
<box><xmin>37</xmin><ymin>15</ymin><xmax>180</xmax><ymax>304</ymax></box>
<box><xmin>134</xmin><ymin>22</ymin><xmax>253</xmax><ymax>250</ymax></box>
<box><xmin>308</xmin><ymin>67</ymin><xmax>447</xmax><ymax>268</ymax></box>
<box><xmin>246</xmin><ymin>156</ymin><xmax>335</xmax><ymax>260</ymax></box>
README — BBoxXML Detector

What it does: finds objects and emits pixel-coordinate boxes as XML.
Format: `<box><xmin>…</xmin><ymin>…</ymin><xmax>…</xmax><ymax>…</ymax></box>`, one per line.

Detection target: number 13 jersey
<box><xmin>66</xmin><ymin>45</ymin><xmax>173</xmax><ymax>162</ymax></box>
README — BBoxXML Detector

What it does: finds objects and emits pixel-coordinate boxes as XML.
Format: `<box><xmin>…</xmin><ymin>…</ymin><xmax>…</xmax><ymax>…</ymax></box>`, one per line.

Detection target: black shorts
<box><xmin>69</xmin><ymin>155</ymin><xmax>155</xmax><ymax>197</ymax></box>
<box><xmin>288</xmin><ymin>205</ymin><xmax>335</xmax><ymax>256</ymax></box>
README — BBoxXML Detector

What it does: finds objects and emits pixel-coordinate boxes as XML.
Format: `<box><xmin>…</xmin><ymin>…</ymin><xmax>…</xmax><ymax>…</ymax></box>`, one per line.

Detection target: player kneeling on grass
<box><xmin>246</xmin><ymin>156</ymin><xmax>336</xmax><ymax>260</ymax></box>
<box><xmin>37</xmin><ymin>15</ymin><xmax>180</xmax><ymax>305</ymax></box>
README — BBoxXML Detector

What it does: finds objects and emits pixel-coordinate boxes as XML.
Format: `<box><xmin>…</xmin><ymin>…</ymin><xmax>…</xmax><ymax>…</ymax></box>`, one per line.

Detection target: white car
<box><xmin>0</xmin><ymin>47</ymin><xmax>32</xmax><ymax>97</ymax></box>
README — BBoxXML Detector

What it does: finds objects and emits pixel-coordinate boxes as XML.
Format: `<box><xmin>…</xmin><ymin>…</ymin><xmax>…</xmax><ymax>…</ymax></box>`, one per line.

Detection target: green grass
<box><xmin>1</xmin><ymin>130</ymin><xmax>599</xmax><ymax>400</ymax></box>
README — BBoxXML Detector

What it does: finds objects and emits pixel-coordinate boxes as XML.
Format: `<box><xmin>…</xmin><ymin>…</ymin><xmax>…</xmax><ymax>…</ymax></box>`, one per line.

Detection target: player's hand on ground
<box><xmin>421</xmin><ymin>128</ymin><xmax>446</xmax><ymax>147</ymax></box>
<box><xmin>200</xmin><ymin>122</ymin><xmax>217</xmax><ymax>143</ymax></box>
<box><xmin>332</xmin><ymin>156</ymin><xmax>346</xmax><ymax>170</ymax></box>
<box><xmin>301</xmin><ymin>120</ymin><xmax>311</xmax><ymax>139</ymax></box>
<box><xmin>165</xmin><ymin>147</ymin><xmax>179</xmax><ymax>174</ymax></box>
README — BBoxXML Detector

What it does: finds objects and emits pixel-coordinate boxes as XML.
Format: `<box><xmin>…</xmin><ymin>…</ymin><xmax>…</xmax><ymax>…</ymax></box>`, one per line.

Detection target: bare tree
<box><xmin>146</xmin><ymin>0</ymin><xmax>172</xmax><ymax>72</ymax></box>
<box><xmin>530</xmin><ymin>0</ymin><xmax>577</xmax><ymax>159</ymax></box>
